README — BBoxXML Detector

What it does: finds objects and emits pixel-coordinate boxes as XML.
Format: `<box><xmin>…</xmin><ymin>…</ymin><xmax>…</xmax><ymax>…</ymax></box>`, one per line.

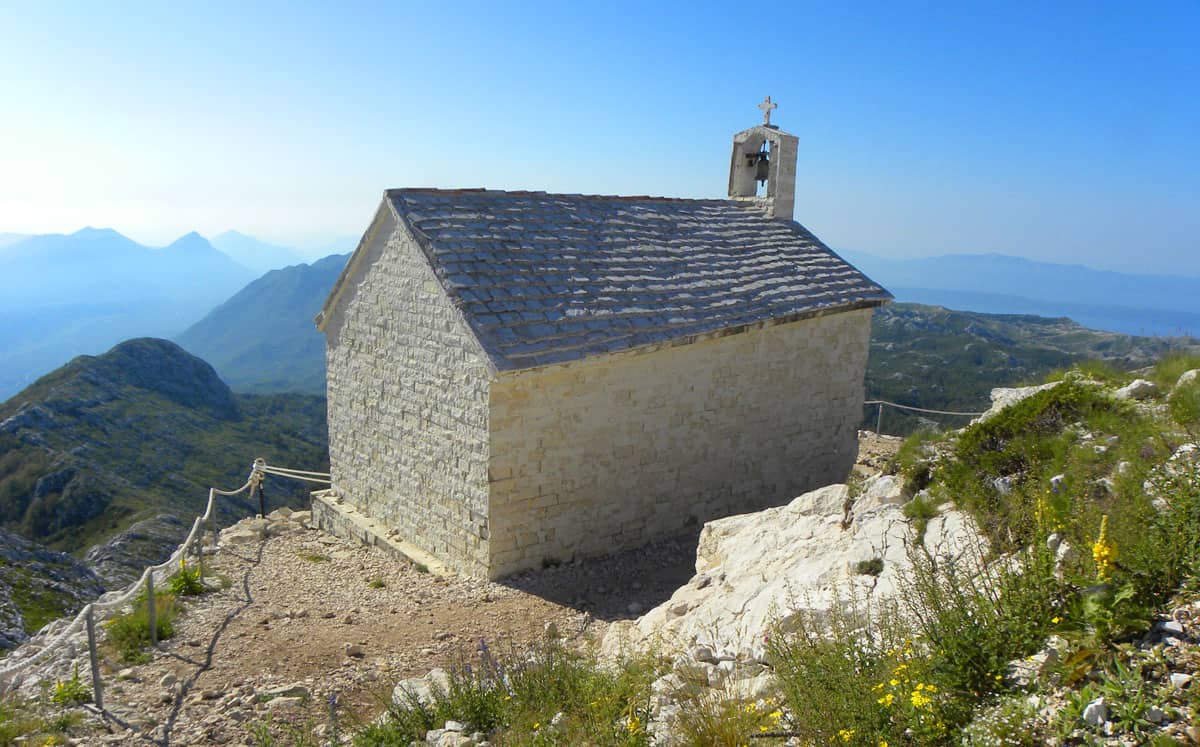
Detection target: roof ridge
<box><xmin>385</xmin><ymin>187</ymin><xmax>743</xmax><ymax>205</ymax></box>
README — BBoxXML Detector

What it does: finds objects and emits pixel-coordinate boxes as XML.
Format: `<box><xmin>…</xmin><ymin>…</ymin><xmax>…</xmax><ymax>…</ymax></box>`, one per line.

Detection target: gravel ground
<box><xmin>80</xmin><ymin>516</ymin><xmax>695</xmax><ymax>745</ymax></box>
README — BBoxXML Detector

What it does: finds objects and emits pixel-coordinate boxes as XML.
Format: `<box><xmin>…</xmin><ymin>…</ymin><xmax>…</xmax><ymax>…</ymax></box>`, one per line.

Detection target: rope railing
<box><xmin>0</xmin><ymin>458</ymin><xmax>330</xmax><ymax>694</ymax></box>
<box><xmin>863</xmin><ymin>399</ymin><xmax>986</xmax><ymax>435</ymax></box>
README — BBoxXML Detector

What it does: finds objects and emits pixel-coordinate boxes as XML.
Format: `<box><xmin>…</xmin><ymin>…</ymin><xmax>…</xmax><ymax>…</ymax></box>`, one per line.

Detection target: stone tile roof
<box><xmin>388</xmin><ymin>188</ymin><xmax>891</xmax><ymax>371</ymax></box>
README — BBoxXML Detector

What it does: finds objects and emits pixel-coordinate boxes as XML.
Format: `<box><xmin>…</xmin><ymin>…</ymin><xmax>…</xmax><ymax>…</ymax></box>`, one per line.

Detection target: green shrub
<box><xmin>672</xmin><ymin>692</ymin><xmax>783</xmax><ymax>747</ymax></box>
<box><xmin>355</xmin><ymin>639</ymin><xmax>662</xmax><ymax>746</ymax></box>
<box><xmin>168</xmin><ymin>557</ymin><xmax>206</xmax><ymax>596</ymax></box>
<box><xmin>902</xmin><ymin>494</ymin><xmax>939</xmax><ymax>542</ymax></box>
<box><xmin>898</xmin><ymin>542</ymin><xmax>1063</xmax><ymax>731</ymax></box>
<box><xmin>105</xmin><ymin>591</ymin><xmax>178</xmax><ymax>663</ymax></box>
<box><xmin>853</xmin><ymin>558</ymin><xmax>885</xmax><ymax>576</ymax></box>
<box><xmin>50</xmin><ymin>666</ymin><xmax>92</xmax><ymax>707</ymax></box>
<box><xmin>891</xmin><ymin>429</ymin><xmax>941</xmax><ymax>494</ymax></box>
<box><xmin>1152</xmin><ymin>352</ymin><xmax>1200</xmax><ymax>391</ymax></box>
<box><xmin>1168</xmin><ymin>379</ymin><xmax>1200</xmax><ymax>435</ymax></box>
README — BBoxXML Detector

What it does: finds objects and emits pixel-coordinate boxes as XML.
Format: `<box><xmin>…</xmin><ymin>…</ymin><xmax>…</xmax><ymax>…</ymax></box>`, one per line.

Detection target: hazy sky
<box><xmin>1</xmin><ymin>2</ymin><xmax>1196</xmax><ymax>271</ymax></box>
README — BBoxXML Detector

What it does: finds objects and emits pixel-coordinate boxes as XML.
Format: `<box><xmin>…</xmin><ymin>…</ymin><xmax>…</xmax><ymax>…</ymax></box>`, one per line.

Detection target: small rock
<box><xmin>260</xmin><ymin>683</ymin><xmax>310</xmax><ymax>700</ymax></box>
<box><xmin>158</xmin><ymin>673</ymin><xmax>177</xmax><ymax>688</ymax></box>
<box><xmin>433</xmin><ymin>630</ymin><xmax>454</xmax><ymax>641</ymax></box>
<box><xmin>1186</xmin><ymin>725</ymin><xmax>1200</xmax><ymax>743</ymax></box>
<box><xmin>1158</xmin><ymin>619</ymin><xmax>1186</xmax><ymax>638</ymax></box>
<box><xmin>1116</xmin><ymin>379</ymin><xmax>1158</xmax><ymax>400</ymax></box>
<box><xmin>444</xmin><ymin>720</ymin><xmax>466</xmax><ymax>732</ymax></box>
<box><xmin>1144</xmin><ymin>706</ymin><xmax>1167</xmax><ymax>724</ymax></box>
<box><xmin>1082</xmin><ymin>696</ymin><xmax>1107</xmax><ymax>727</ymax></box>
<box><xmin>690</xmin><ymin>645</ymin><xmax>718</xmax><ymax>665</ymax></box>
<box><xmin>116</xmin><ymin>668</ymin><xmax>137</xmax><ymax>681</ymax></box>
<box><xmin>1169</xmin><ymin>672</ymin><xmax>1192</xmax><ymax>690</ymax></box>
<box><xmin>266</xmin><ymin>696</ymin><xmax>304</xmax><ymax>711</ymax></box>
<box><xmin>344</xmin><ymin>643</ymin><xmax>366</xmax><ymax>658</ymax></box>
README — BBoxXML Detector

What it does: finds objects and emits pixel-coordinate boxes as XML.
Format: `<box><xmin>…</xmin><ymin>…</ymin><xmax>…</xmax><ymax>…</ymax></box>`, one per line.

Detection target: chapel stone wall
<box><xmin>322</xmin><ymin>220</ymin><xmax>493</xmax><ymax>576</ymax></box>
<box><xmin>486</xmin><ymin>308</ymin><xmax>872</xmax><ymax>578</ymax></box>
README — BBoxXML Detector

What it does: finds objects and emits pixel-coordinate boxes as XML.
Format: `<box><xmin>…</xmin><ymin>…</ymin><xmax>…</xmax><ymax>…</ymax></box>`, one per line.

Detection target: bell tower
<box><xmin>728</xmin><ymin>96</ymin><xmax>799</xmax><ymax>221</ymax></box>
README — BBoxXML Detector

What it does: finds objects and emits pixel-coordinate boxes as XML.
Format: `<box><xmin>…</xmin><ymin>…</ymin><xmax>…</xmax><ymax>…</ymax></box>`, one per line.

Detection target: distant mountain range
<box><xmin>176</xmin><ymin>253</ymin><xmax>349</xmax><ymax>393</ymax></box>
<box><xmin>209</xmin><ymin>230</ymin><xmax>304</xmax><ymax>274</ymax></box>
<box><xmin>0</xmin><ymin>228</ymin><xmax>350</xmax><ymax>400</ymax></box>
<box><xmin>841</xmin><ymin>251</ymin><xmax>1200</xmax><ymax>338</ymax></box>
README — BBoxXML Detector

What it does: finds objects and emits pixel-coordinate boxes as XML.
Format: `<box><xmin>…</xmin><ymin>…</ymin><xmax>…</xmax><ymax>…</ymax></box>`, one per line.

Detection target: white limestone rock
<box><xmin>855</xmin><ymin>474</ymin><xmax>906</xmax><ymax>512</ymax></box>
<box><xmin>392</xmin><ymin>667</ymin><xmax>451</xmax><ymax>707</ymax></box>
<box><xmin>1082</xmin><ymin>697</ymin><xmax>1107</xmax><ymax>727</ymax></box>
<box><xmin>605</xmin><ymin>483</ymin><xmax>986</xmax><ymax>656</ymax></box>
<box><xmin>1115</xmin><ymin>378</ymin><xmax>1158</xmax><ymax>400</ymax></box>
<box><xmin>975</xmin><ymin>381</ymin><xmax>1062</xmax><ymax>423</ymax></box>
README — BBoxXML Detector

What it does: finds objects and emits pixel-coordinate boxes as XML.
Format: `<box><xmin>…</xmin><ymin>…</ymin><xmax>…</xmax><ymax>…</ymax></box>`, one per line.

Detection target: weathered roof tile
<box><xmin>387</xmin><ymin>189</ymin><xmax>890</xmax><ymax>370</ymax></box>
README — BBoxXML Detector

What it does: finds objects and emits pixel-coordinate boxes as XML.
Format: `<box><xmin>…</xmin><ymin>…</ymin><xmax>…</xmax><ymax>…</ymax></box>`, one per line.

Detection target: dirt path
<box><xmin>90</xmin><ymin>521</ymin><xmax>696</xmax><ymax>745</ymax></box>
<box><xmin>84</xmin><ymin>435</ymin><xmax>893</xmax><ymax>744</ymax></box>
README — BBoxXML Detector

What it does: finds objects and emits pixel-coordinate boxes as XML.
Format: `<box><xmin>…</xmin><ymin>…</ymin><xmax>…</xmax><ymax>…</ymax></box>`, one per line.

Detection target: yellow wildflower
<box><xmin>911</xmin><ymin>689</ymin><xmax>933</xmax><ymax>709</ymax></box>
<box><xmin>889</xmin><ymin>678</ymin><xmax>900</xmax><ymax>687</ymax></box>
<box><xmin>838</xmin><ymin>729</ymin><xmax>856</xmax><ymax>742</ymax></box>
<box><xmin>877</xmin><ymin>692</ymin><xmax>895</xmax><ymax>707</ymax></box>
<box><xmin>1092</xmin><ymin>514</ymin><xmax>1117</xmax><ymax>581</ymax></box>
<box><xmin>1051</xmin><ymin>616</ymin><xmax>1061</xmax><ymax>624</ymax></box>
<box><xmin>626</xmin><ymin>716</ymin><xmax>641</xmax><ymax>734</ymax></box>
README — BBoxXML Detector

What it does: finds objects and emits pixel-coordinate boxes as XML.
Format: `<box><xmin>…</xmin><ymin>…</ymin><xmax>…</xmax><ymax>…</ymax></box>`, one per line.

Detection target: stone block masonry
<box><xmin>486</xmin><ymin>307</ymin><xmax>872</xmax><ymax>577</ymax></box>
<box><xmin>322</xmin><ymin>212</ymin><xmax>493</xmax><ymax>577</ymax></box>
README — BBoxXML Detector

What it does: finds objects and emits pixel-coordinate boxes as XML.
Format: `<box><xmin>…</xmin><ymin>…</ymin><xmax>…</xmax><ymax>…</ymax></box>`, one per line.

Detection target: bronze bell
<box><xmin>754</xmin><ymin>145</ymin><xmax>770</xmax><ymax>183</ymax></box>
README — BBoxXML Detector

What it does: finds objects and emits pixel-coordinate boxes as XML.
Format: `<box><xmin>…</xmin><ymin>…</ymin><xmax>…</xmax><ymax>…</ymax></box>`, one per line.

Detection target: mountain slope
<box><xmin>0</xmin><ymin>527</ymin><xmax>105</xmax><ymax>653</ymax></box>
<box><xmin>210</xmin><ymin>230</ymin><xmax>304</xmax><ymax>274</ymax></box>
<box><xmin>0</xmin><ymin>229</ymin><xmax>256</xmax><ymax>399</ymax></box>
<box><xmin>176</xmin><ymin>253</ymin><xmax>349</xmax><ymax>393</ymax></box>
<box><xmin>0</xmin><ymin>338</ymin><xmax>328</xmax><ymax>561</ymax></box>
<box><xmin>865</xmin><ymin>303</ymin><xmax>1200</xmax><ymax>433</ymax></box>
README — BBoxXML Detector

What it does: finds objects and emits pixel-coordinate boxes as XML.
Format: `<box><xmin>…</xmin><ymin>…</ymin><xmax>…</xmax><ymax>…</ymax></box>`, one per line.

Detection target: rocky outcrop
<box><xmin>595</xmin><ymin>476</ymin><xmax>985</xmax><ymax>742</ymax></box>
<box><xmin>603</xmin><ymin>477</ymin><xmax>984</xmax><ymax>658</ymax></box>
<box><xmin>83</xmin><ymin>514</ymin><xmax>188</xmax><ymax>588</ymax></box>
<box><xmin>974</xmin><ymin>381</ymin><xmax>1062</xmax><ymax>423</ymax></box>
<box><xmin>0</xmin><ymin>527</ymin><xmax>105</xmax><ymax>653</ymax></box>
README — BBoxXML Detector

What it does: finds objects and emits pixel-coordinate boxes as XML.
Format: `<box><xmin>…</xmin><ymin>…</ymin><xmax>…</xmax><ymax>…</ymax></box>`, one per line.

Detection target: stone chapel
<box><xmin>313</xmin><ymin>103</ymin><xmax>892</xmax><ymax>578</ymax></box>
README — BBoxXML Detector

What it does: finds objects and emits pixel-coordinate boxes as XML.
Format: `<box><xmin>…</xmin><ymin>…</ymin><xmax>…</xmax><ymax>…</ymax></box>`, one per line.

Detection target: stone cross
<box><xmin>758</xmin><ymin>96</ymin><xmax>777</xmax><ymax>126</ymax></box>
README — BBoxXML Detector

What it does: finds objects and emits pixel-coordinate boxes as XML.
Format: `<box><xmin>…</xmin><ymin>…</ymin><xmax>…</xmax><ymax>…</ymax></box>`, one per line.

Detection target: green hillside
<box><xmin>0</xmin><ymin>338</ymin><xmax>328</xmax><ymax>556</ymax></box>
<box><xmin>865</xmin><ymin>304</ymin><xmax>1200</xmax><ymax>433</ymax></box>
<box><xmin>176</xmin><ymin>253</ymin><xmax>348</xmax><ymax>394</ymax></box>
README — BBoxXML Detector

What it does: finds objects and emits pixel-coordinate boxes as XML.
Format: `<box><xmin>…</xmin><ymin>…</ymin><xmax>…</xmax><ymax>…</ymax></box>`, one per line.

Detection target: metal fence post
<box><xmin>85</xmin><ymin>607</ymin><xmax>103</xmax><ymax>711</ymax></box>
<box><xmin>876</xmin><ymin>403</ymin><xmax>884</xmax><ymax>435</ymax></box>
<box><xmin>146</xmin><ymin>575</ymin><xmax>157</xmax><ymax>647</ymax></box>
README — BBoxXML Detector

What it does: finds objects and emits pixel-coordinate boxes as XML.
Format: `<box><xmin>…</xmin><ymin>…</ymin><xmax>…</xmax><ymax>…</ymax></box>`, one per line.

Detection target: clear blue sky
<box><xmin>1</xmin><ymin>1</ymin><xmax>1196</xmax><ymax>271</ymax></box>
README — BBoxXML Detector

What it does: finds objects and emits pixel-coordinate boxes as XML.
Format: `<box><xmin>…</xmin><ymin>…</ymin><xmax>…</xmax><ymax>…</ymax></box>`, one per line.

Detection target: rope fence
<box><xmin>863</xmin><ymin>399</ymin><xmax>985</xmax><ymax>435</ymax></box>
<box><xmin>0</xmin><ymin>458</ymin><xmax>331</xmax><ymax>698</ymax></box>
